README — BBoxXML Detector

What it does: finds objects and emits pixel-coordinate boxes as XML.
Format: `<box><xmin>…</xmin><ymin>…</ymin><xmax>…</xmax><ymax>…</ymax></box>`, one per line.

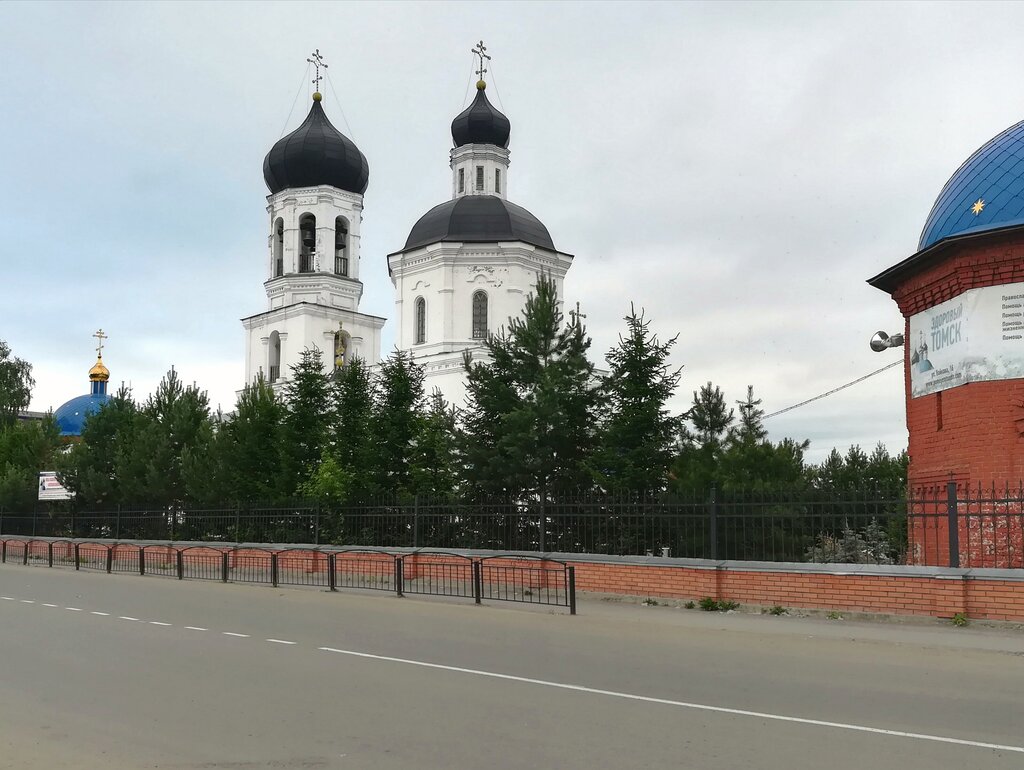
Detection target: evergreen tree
<box><xmin>598</xmin><ymin>305</ymin><xmax>682</xmax><ymax>495</ymax></box>
<box><xmin>462</xmin><ymin>273</ymin><xmax>601</xmax><ymax>498</ymax></box>
<box><xmin>187</xmin><ymin>374</ymin><xmax>286</xmax><ymax>503</ymax></box>
<box><xmin>280</xmin><ymin>348</ymin><xmax>331</xmax><ymax>495</ymax></box>
<box><xmin>672</xmin><ymin>381</ymin><xmax>735</xmax><ymax>491</ymax></box>
<box><xmin>409</xmin><ymin>390</ymin><xmax>460</xmax><ymax>498</ymax></box>
<box><xmin>119</xmin><ymin>369</ymin><xmax>213</xmax><ymax>505</ymax></box>
<box><xmin>370</xmin><ymin>349</ymin><xmax>426</xmax><ymax>497</ymax></box>
<box><xmin>734</xmin><ymin>385</ymin><xmax>767</xmax><ymax>445</ymax></box>
<box><xmin>0</xmin><ymin>415</ymin><xmax>60</xmax><ymax>510</ymax></box>
<box><xmin>0</xmin><ymin>340</ymin><xmax>34</xmax><ymax>428</ymax></box>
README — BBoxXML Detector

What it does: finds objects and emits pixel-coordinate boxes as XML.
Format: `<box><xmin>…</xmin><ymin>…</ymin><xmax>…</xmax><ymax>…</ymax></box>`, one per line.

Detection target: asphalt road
<box><xmin>0</xmin><ymin>564</ymin><xmax>1022</xmax><ymax>770</ymax></box>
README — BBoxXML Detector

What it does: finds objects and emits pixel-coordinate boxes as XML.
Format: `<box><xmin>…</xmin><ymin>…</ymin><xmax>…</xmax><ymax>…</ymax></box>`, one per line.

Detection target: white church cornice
<box><xmin>266</xmin><ymin>185</ymin><xmax>364</xmax><ymax>210</ymax></box>
<box><xmin>241</xmin><ymin>301</ymin><xmax>386</xmax><ymax>329</ymax></box>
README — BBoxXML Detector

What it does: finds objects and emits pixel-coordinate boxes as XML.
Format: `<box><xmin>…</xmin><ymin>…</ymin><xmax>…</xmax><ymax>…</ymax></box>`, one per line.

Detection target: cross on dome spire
<box><xmin>307</xmin><ymin>49</ymin><xmax>328</xmax><ymax>95</ymax></box>
<box><xmin>93</xmin><ymin>328</ymin><xmax>107</xmax><ymax>359</ymax></box>
<box><xmin>471</xmin><ymin>40</ymin><xmax>491</xmax><ymax>86</ymax></box>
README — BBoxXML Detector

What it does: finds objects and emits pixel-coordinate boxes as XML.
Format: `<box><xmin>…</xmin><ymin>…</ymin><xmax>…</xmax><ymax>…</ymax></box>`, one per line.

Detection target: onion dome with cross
<box><xmin>54</xmin><ymin>330</ymin><xmax>112</xmax><ymax>438</ymax></box>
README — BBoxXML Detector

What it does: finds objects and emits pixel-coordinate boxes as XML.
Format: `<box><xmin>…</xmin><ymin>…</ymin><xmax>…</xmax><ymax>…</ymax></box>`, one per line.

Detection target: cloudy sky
<box><xmin>2</xmin><ymin>1</ymin><xmax>1021</xmax><ymax>462</ymax></box>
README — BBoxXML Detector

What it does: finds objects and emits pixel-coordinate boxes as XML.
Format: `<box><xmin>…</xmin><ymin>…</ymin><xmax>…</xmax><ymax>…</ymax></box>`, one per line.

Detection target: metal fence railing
<box><xmin>0</xmin><ymin>539</ymin><xmax>576</xmax><ymax>613</ymax></box>
<box><xmin>2</xmin><ymin>483</ymin><xmax>1021</xmax><ymax>569</ymax></box>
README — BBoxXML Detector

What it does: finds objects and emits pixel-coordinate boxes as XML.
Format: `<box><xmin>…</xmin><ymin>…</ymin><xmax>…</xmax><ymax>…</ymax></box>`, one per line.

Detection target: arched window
<box><xmin>269</xmin><ymin>331</ymin><xmax>281</xmax><ymax>383</ymax></box>
<box><xmin>472</xmin><ymin>291</ymin><xmax>488</xmax><ymax>340</ymax></box>
<box><xmin>414</xmin><ymin>297</ymin><xmax>426</xmax><ymax>345</ymax></box>
<box><xmin>334</xmin><ymin>217</ymin><xmax>349</xmax><ymax>276</ymax></box>
<box><xmin>333</xmin><ymin>330</ymin><xmax>348</xmax><ymax>371</ymax></box>
<box><xmin>298</xmin><ymin>213</ymin><xmax>316</xmax><ymax>273</ymax></box>
<box><xmin>273</xmin><ymin>218</ymin><xmax>284</xmax><ymax>277</ymax></box>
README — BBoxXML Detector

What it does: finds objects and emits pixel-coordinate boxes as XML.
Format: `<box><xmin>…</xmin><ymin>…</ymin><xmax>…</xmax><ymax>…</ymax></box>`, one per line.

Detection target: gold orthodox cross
<box><xmin>93</xmin><ymin>328</ymin><xmax>107</xmax><ymax>358</ymax></box>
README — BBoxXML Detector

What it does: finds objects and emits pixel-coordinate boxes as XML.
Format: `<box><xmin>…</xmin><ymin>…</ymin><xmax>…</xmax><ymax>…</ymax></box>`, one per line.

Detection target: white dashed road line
<box><xmin>42</xmin><ymin>603</ymin><xmax>58</xmax><ymax>607</ymax></box>
<box><xmin>1</xmin><ymin>597</ymin><xmax>13</xmax><ymax>601</ymax></box>
<box><xmin>20</xmin><ymin>600</ymin><xmax>34</xmax><ymax>603</ymax></box>
<box><xmin>222</xmin><ymin>632</ymin><xmax>249</xmax><ymax>638</ymax></box>
<box><xmin>185</xmin><ymin>626</ymin><xmax>207</xmax><ymax>631</ymax></box>
<box><xmin>65</xmin><ymin>607</ymin><xmax>82</xmax><ymax>611</ymax></box>
<box><xmin>149</xmin><ymin>621</ymin><xmax>171</xmax><ymax>626</ymax></box>
<box><xmin>266</xmin><ymin>639</ymin><xmax>296</xmax><ymax>645</ymax></box>
<box><xmin>119</xmin><ymin>616</ymin><xmax>140</xmax><ymax>621</ymax></box>
<box><xmin>91</xmin><ymin>611</ymin><xmax>110</xmax><ymax>616</ymax></box>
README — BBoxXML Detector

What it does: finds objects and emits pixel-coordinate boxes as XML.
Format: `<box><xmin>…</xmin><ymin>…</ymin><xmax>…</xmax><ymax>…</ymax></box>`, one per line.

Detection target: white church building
<box><xmin>242</xmin><ymin>49</ymin><xmax>574</xmax><ymax>405</ymax></box>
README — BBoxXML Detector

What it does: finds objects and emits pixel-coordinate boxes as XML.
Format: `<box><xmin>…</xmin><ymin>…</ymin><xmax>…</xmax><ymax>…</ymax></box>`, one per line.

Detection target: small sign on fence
<box><xmin>38</xmin><ymin>472</ymin><xmax>73</xmax><ymax>501</ymax></box>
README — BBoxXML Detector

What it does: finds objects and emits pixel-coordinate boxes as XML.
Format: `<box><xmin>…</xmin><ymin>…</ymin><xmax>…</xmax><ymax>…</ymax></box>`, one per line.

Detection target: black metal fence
<box><xmin>0</xmin><ymin>539</ymin><xmax>576</xmax><ymax>613</ymax></box>
<box><xmin>3</xmin><ymin>483</ymin><xmax>1022</xmax><ymax>568</ymax></box>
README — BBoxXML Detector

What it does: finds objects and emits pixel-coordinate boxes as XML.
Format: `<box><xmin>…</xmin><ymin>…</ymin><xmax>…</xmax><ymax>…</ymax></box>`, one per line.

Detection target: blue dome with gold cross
<box><xmin>919</xmin><ymin>120</ymin><xmax>1024</xmax><ymax>250</ymax></box>
<box><xmin>54</xmin><ymin>332</ymin><xmax>112</xmax><ymax>438</ymax></box>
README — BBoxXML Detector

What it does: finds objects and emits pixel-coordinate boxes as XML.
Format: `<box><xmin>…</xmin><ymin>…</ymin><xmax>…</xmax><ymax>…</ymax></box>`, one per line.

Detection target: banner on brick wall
<box><xmin>909</xmin><ymin>279</ymin><xmax>1024</xmax><ymax>397</ymax></box>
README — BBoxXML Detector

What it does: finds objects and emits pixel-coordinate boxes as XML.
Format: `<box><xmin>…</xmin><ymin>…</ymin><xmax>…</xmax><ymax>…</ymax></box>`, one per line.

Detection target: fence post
<box><xmin>0</xmin><ymin>508</ymin><xmax>4</xmax><ymax>535</ymax></box>
<box><xmin>234</xmin><ymin>507</ymin><xmax>241</xmax><ymax>543</ymax></box>
<box><xmin>539</xmin><ymin>492</ymin><xmax>547</xmax><ymax>553</ymax></box>
<box><xmin>169</xmin><ymin>507</ymin><xmax>175</xmax><ymax>542</ymax></box>
<box><xmin>413</xmin><ymin>496</ymin><xmax>419</xmax><ymax>549</ymax></box>
<box><xmin>48</xmin><ymin>542</ymin><xmax>53</xmax><ymax>568</ymax></box>
<box><xmin>176</xmin><ymin>549</ymin><xmax>183</xmax><ymax>580</ymax></box>
<box><xmin>947</xmin><ymin>481</ymin><xmax>960</xmax><ymax>568</ymax></box>
<box><xmin>74</xmin><ymin>543</ymin><xmax>80</xmax><ymax>570</ymax></box>
<box><xmin>271</xmin><ymin>552</ymin><xmax>279</xmax><ymax>587</ymax></box>
<box><xmin>708</xmin><ymin>486</ymin><xmax>718</xmax><ymax>561</ymax></box>
<box><xmin>473</xmin><ymin>561</ymin><xmax>481</xmax><ymax>604</ymax></box>
<box><xmin>140</xmin><ymin>547</ymin><xmax>146</xmax><ymax>576</ymax></box>
<box><xmin>2</xmin><ymin>540</ymin><xmax>5</xmax><ymax>563</ymax></box>
<box><xmin>221</xmin><ymin>551</ymin><xmax>229</xmax><ymax>583</ymax></box>
<box><xmin>23</xmin><ymin>543</ymin><xmax>28</xmax><ymax>566</ymax></box>
<box><xmin>105</xmin><ymin>547</ymin><xmax>112</xmax><ymax>573</ymax></box>
<box><xmin>314</xmin><ymin>503</ymin><xmax>320</xmax><ymax>546</ymax></box>
<box><xmin>328</xmin><ymin>553</ymin><xmax>336</xmax><ymax>592</ymax></box>
<box><xmin>115</xmin><ymin>505</ymin><xmax>121</xmax><ymax>540</ymax></box>
<box><xmin>568</xmin><ymin>566</ymin><xmax>576</xmax><ymax>616</ymax></box>
<box><xmin>396</xmin><ymin>557</ymin><xmax>404</xmax><ymax>597</ymax></box>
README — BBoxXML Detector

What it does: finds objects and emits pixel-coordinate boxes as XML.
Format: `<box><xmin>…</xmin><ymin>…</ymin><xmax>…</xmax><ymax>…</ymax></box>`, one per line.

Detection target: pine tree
<box><xmin>462</xmin><ymin>273</ymin><xmax>601</xmax><ymax>498</ymax></box>
<box><xmin>672</xmin><ymin>381</ymin><xmax>735</xmax><ymax>491</ymax></box>
<box><xmin>0</xmin><ymin>415</ymin><xmax>60</xmax><ymax>510</ymax></box>
<box><xmin>598</xmin><ymin>305</ymin><xmax>682</xmax><ymax>495</ymax></box>
<box><xmin>409</xmin><ymin>390</ymin><xmax>460</xmax><ymax>498</ymax></box>
<box><xmin>734</xmin><ymin>385</ymin><xmax>767</xmax><ymax>445</ymax></box>
<box><xmin>370</xmin><ymin>349</ymin><xmax>426</xmax><ymax>497</ymax></box>
<box><xmin>320</xmin><ymin>356</ymin><xmax>375</xmax><ymax>502</ymax></box>
<box><xmin>120</xmin><ymin>368</ymin><xmax>213</xmax><ymax>505</ymax></box>
<box><xmin>281</xmin><ymin>348</ymin><xmax>331</xmax><ymax>495</ymax></box>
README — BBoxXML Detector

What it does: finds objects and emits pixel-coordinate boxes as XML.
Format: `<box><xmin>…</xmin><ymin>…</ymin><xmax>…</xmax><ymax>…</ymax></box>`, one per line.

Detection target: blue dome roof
<box><xmin>54</xmin><ymin>393</ymin><xmax>110</xmax><ymax>437</ymax></box>
<box><xmin>919</xmin><ymin>120</ymin><xmax>1024</xmax><ymax>250</ymax></box>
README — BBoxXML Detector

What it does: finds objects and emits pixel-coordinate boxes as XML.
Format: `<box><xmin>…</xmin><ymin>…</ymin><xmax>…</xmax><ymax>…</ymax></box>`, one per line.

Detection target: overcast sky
<box><xmin>3</xmin><ymin>1</ymin><xmax>1022</xmax><ymax>462</ymax></box>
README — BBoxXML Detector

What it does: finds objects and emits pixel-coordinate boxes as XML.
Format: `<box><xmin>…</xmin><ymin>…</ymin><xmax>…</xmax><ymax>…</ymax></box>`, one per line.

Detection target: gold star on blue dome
<box><xmin>971</xmin><ymin>198</ymin><xmax>986</xmax><ymax>216</ymax></box>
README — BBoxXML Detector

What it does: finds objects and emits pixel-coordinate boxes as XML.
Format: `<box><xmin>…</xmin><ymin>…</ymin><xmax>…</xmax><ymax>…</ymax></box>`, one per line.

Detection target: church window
<box><xmin>273</xmin><ymin>218</ymin><xmax>284</xmax><ymax>277</ymax></box>
<box><xmin>269</xmin><ymin>331</ymin><xmax>281</xmax><ymax>383</ymax></box>
<box><xmin>472</xmin><ymin>291</ymin><xmax>488</xmax><ymax>340</ymax></box>
<box><xmin>415</xmin><ymin>297</ymin><xmax>426</xmax><ymax>345</ymax></box>
<box><xmin>476</xmin><ymin>165</ymin><xmax>484</xmax><ymax>191</ymax></box>
<box><xmin>299</xmin><ymin>214</ymin><xmax>316</xmax><ymax>273</ymax></box>
<box><xmin>335</xmin><ymin>217</ymin><xmax>349</xmax><ymax>276</ymax></box>
<box><xmin>495</xmin><ymin>169</ymin><xmax>501</xmax><ymax>194</ymax></box>
<box><xmin>458</xmin><ymin>168</ymin><xmax>465</xmax><ymax>193</ymax></box>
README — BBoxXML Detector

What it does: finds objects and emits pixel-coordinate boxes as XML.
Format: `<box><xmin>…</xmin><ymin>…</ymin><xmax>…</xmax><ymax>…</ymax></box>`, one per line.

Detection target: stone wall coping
<box><xmin>6</xmin><ymin>536</ymin><xmax>1024</xmax><ymax>582</ymax></box>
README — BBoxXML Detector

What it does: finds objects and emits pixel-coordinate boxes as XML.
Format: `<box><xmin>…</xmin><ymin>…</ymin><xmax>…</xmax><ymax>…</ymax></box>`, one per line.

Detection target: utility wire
<box><xmin>325</xmin><ymin>71</ymin><xmax>356</xmax><ymax>141</ymax></box>
<box><xmin>460</xmin><ymin>52</ymin><xmax>476</xmax><ymax>109</ymax></box>
<box><xmin>488</xmin><ymin>60</ymin><xmax>506</xmax><ymax>112</ymax></box>
<box><xmin>279</xmin><ymin>64</ymin><xmax>311</xmax><ymax>138</ymax></box>
<box><xmin>763</xmin><ymin>360</ymin><xmax>902</xmax><ymax>420</ymax></box>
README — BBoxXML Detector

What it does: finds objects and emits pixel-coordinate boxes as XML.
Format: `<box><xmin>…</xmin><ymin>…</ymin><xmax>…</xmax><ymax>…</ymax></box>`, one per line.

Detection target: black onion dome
<box><xmin>263</xmin><ymin>97</ymin><xmax>369</xmax><ymax>195</ymax></box>
<box><xmin>404</xmin><ymin>196</ymin><xmax>554</xmax><ymax>251</ymax></box>
<box><xmin>451</xmin><ymin>86</ymin><xmax>511</xmax><ymax>148</ymax></box>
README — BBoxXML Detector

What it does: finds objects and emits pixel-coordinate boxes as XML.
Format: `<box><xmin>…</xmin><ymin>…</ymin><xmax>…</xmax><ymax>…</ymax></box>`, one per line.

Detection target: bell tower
<box><xmin>243</xmin><ymin>52</ymin><xmax>384</xmax><ymax>388</ymax></box>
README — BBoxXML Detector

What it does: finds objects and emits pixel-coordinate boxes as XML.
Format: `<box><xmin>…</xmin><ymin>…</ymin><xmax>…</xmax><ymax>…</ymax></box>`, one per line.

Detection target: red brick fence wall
<box><xmin>3</xmin><ymin>537</ymin><xmax>1023</xmax><ymax>621</ymax></box>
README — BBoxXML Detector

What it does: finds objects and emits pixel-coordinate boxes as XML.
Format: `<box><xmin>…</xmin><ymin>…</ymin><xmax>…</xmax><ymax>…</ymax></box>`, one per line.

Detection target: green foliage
<box><xmin>826</xmin><ymin>611</ymin><xmax>844</xmax><ymax>620</ymax></box>
<box><xmin>768</xmin><ymin>605</ymin><xmax>787</xmax><ymax>616</ymax></box>
<box><xmin>805</xmin><ymin>518</ymin><xmax>895</xmax><ymax>564</ymax></box>
<box><xmin>672</xmin><ymin>382</ymin><xmax>735</xmax><ymax>491</ymax></box>
<box><xmin>950</xmin><ymin>612</ymin><xmax>969</xmax><ymax>627</ymax></box>
<box><xmin>326</xmin><ymin>357</ymin><xmax>375</xmax><ymax>501</ymax></box>
<box><xmin>698</xmin><ymin>597</ymin><xmax>739</xmax><ymax>611</ymax></box>
<box><xmin>281</xmin><ymin>348</ymin><xmax>332</xmax><ymax>495</ymax></box>
<box><xmin>409</xmin><ymin>390</ymin><xmax>460</xmax><ymax>498</ymax></box>
<box><xmin>684</xmin><ymin>600</ymin><xmax>696</xmax><ymax>609</ymax></box>
<box><xmin>0</xmin><ymin>416</ymin><xmax>60</xmax><ymax>509</ymax></box>
<box><xmin>370</xmin><ymin>349</ymin><xmax>427</xmax><ymax>497</ymax></box>
<box><xmin>0</xmin><ymin>340</ymin><xmax>34</xmax><ymax>428</ymax></box>
<box><xmin>598</xmin><ymin>305</ymin><xmax>682</xmax><ymax>495</ymax></box>
<box><xmin>462</xmin><ymin>273</ymin><xmax>602</xmax><ymax>498</ymax></box>
<box><xmin>699</xmin><ymin>596</ymin><xmax>719</xmax><ymax>611</ymax></box>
